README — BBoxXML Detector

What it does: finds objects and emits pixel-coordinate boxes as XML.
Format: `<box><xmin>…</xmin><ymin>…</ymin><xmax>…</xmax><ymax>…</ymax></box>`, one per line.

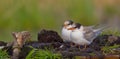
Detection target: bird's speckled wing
<box><xmin>83</xmin><ymin>27</ymin><xmax>96</xmax><ymax>42</ymax></box>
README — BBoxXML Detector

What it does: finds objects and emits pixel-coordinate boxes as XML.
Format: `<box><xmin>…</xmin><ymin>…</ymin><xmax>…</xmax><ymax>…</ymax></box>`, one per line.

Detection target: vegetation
<box><xmin>0</xmin><ymin>49</ymin><xmax>10</xmax><ymax>59</ymax></box>
<box><xmin>0</xmin><ymin>0</ymin><xmax>98</xmax><ymax>42</ymax></box>
<box><xmin>102</xmin><ymin>30</ymin><xmax>120</xmax><ymax>36</ymax></box>
<box><xmin>101</xmin><ymin>44</ymin><xmax>120</xmax><ymax>54</ymax></box>
<box><xmin>26</xmin><ymin>48</ymin><xmax>61</xmax><ymax>59</ymax></box>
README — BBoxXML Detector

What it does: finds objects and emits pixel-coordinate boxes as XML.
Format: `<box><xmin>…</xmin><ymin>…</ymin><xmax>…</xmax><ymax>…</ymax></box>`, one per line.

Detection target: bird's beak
<box><xmin>68</xmin><ymin>27</ymin><xmax>75</xmax><ymax>30</ymax></box>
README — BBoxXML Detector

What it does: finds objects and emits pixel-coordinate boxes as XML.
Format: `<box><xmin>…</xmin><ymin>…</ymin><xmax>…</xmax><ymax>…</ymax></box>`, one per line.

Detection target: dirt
<box><xmin>0</xmin><ymin>29</ymin><xmax>120</xmax><ymax>59</ymax></box>
<box><xmin>0</xmin><ymin>41</ymin><xmax>6</xmax><ymax>46</ymax></box>
<box><xmin>38</xmin><ymin>29</ymin><xmax>63</xmax><ymax>43</ymax></box>
<box><xmin>26</xmin><ymin>29</ymin><xmax>120</xmax><ymax>58</ymax></box>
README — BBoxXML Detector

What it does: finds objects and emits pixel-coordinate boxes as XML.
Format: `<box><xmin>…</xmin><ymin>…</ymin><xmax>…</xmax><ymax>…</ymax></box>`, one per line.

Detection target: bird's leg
<box><xmin>82</xmin><ymin>44</ymin><xmax>87</xmax><ymax>50</ymax></box>
<box><xmin>70</xmin><ymin>42</ymin><xmax>75</xmax><ymax>47</ymax></box>
<box><xmin>85</xmin><ymin>44</ymin><xmax>87</xmax><ymax>49</ymax></box>
<box><xmin>78</xmin><ymin>45</ymin><xmax>82</xmax><ymax>50</ymax></box>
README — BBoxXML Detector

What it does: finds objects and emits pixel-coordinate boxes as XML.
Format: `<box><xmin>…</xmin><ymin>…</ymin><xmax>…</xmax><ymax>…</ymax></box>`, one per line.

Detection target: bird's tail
<box><xmin>93</xmin><ymin>23</ymin><xmax>110</xmax><ymax>31</ymax></box>
<box><xmin>94</xmin><ymin>26</ymin><xmax>107</xmax><ymax>32</ymax></box>
<box><xmin>93</xmin><ymin>25</ymin><xmax>109</xmax><ymax>36</ymax></box>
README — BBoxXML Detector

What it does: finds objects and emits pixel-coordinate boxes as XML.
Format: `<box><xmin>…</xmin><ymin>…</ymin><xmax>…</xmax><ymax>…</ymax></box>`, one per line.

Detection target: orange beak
<box><xmin>68</xmin><ymin>27</ymin><xmax>75</xmax><ymax>30</ymax></box>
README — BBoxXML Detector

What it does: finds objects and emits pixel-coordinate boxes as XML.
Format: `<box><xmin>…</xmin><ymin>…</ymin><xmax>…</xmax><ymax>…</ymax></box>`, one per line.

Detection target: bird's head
<box><xmin>63</xmin><ymin>20</ymin><xmax>73</xmax><ymax>28</ymax></box>
<box><xmin>68</xmin><ymin>23</ymin><xmax>81</xmax><ymax>30</ymax></box>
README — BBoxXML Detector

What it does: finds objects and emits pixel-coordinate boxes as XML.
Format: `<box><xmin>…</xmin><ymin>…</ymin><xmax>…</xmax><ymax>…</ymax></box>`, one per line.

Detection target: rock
<box><xmin>109</xmin><ymin>36</ymin><xmax>120</xmax><ymax>45</ymax></box>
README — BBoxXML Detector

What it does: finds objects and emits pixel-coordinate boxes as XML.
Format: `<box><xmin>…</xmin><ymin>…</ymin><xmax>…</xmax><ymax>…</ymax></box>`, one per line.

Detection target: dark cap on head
<box><xmin>64</xmin><ymin>20</ymin><xmax>73</xmax><ymax>25</ymax></box>
<box><xmin>72</xmin><ymin>23</ymin><xmax>81</xmax><ymax>29</ymax></box>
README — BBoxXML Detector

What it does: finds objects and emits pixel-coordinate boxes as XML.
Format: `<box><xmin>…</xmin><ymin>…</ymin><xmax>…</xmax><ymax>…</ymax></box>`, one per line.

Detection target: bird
<box><xmin>68</xmin><ymin>23</ymin><xmax>107</xmax><ymax>49</ymax></box>
<box><xmin>61</xmin><ymin>20</ymin><xmax>74</xmax><ymax>43</ymax></box>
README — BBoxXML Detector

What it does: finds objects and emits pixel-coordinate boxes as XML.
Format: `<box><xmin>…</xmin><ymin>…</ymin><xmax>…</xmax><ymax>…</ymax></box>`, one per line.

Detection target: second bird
<box><xmin>68</xmin><ymin>23</ymin><xmax>107</xmax><ymax>49</ymax></box>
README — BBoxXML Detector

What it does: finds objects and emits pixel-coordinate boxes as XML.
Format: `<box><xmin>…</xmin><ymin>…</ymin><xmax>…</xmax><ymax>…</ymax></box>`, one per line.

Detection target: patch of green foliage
<box><xmin>26</xmin><ymin>48</ymin><xmax>61</xmax><ymax>59</ymax></box>
<box><xmin>0</xmin><ymin>49</ymin><xmax>10</xmax><ymax>59</ymax></box>
<box><xmin>89</xmin><ymin>52</ymin><xmax>96</xmax><ymax>56</ymax></box>
<box><xmin>101</xmin><ymin>29</ymin><xmax>120</xmax><ymax>36</ymax></box>
<box><xmin>0</xmin><ymin>0</ymin><xmax>96</xmax><ymax>42</ymax></box>
<box><xmin>101</xmin><ymin>44</ymin><xmax>120</xmax><ymax>54</ymax></box>
<box><xmin>74</xmin><ymin>56</ymin><xmax>82</xmax><ymax>59</ymax></box>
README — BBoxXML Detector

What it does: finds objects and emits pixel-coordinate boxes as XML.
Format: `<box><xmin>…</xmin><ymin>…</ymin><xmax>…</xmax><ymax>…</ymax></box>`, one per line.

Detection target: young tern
<box><xmin>61</xmin><ymin>20</ymin><xmax>74</xmax><ymax>43</ymax></box>
<box><xmin>69</xmin><ymin>23</ymin><xmax>107</xmax><ymax>49</ymax></box>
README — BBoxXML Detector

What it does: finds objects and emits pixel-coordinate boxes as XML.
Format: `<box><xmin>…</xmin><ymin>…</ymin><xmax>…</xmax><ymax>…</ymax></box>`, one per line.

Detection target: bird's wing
<box><xmin>83</xmin><ymin>26</ymin><xmax>93</xmax><ymax>33</ymax></box>
<box><xmin>84</xmin><ymin>25</ymin><xmax>95</xmax><ymax>28</ymax></box>
<box><xmin>83</xmin><ymin>24</ymin><xmax>109</xmax><ymax>42</ymax></box>
<box><xmin>83</xmin><ymin>27</ymin><xmax>96</xmax><ymax>42</ymax></box>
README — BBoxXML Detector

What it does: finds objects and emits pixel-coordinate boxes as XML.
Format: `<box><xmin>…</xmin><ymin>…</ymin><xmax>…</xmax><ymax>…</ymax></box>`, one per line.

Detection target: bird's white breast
<box><xmin>70</xmin><ymin>29</ymin><xmax>90</xmax><ymax>45</ymax></box>
<box><xmin>61</xmin><ymin>27</ymin><xmax>72</xmax><ymax>42</ymax></box>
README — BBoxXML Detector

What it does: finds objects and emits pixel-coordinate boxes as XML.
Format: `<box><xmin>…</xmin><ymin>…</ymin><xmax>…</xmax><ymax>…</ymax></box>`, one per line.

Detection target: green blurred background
<box><xmin>0</xmin><ymin>0</ymin><xmax>120</xmax><ymax>42</ymax></box>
